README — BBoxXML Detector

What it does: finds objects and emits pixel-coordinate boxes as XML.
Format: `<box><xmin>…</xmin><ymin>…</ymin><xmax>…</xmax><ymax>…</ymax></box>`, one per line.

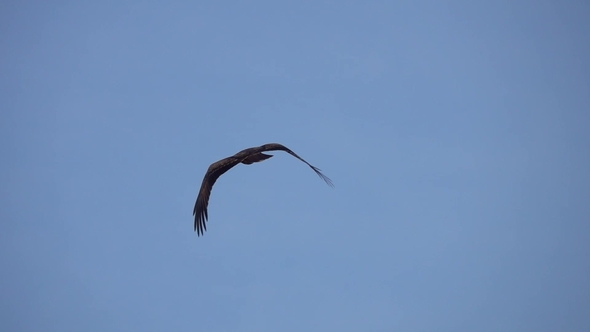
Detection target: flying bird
<box><xmin>193</xmin><ymin>143</ymin><xmax>333</xmax><ymax>236</ymax></box>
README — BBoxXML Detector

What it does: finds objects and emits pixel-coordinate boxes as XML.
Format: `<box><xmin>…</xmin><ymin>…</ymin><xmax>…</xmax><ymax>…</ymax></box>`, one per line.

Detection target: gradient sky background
<box><xmin>2</xmin><ymin>1</ymin><xmax>589</xmax><ymax>331</ymax></box>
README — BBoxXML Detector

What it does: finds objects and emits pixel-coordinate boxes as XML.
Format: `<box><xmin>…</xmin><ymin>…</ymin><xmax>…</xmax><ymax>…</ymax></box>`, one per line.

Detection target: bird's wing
<box><xmin>262</xmin><ymin>143</ymin><xmax>334</xmax><ymax>187</ymax></box>
<box><xmin>193</xmin><ymin>157</ymin><xmax>240</xmax><ymax>236</ymax></box>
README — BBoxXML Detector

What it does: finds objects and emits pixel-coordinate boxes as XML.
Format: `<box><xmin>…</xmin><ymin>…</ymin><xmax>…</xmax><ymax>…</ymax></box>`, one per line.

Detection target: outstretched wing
<box><xmin>261</xmin><ymin>143</ymin><xmax>334</xmax><ymax>187</ymax></box>
<box><xmin>193</xmin><ymin>157</ymin><xmax>240</xmax><ymax>236</ymax></box>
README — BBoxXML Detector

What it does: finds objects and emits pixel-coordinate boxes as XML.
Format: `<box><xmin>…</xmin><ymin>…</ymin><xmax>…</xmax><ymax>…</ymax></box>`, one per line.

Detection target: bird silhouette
<box><xmin>193</xmin><ymin>143</ymin><xmax>333</xmax><ymax>236</ymax></box>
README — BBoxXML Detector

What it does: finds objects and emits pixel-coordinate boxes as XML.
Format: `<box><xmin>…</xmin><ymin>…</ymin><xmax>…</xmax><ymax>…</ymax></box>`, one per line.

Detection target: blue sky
<box><xmin>2</xmin><ymin>1</ymin><xmax>589</xmax><ymax>331</ymax></box>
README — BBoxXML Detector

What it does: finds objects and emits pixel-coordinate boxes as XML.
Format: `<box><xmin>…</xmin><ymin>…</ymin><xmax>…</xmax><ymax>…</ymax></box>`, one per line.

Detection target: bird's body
<box><xmin>193</xmin><ymin>143</ymin><xmax>333</xmax><ymax>236</ymax></box>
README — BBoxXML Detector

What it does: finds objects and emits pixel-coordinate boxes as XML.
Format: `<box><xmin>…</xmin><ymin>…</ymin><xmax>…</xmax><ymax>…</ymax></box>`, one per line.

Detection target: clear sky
<box><xmin>2</xmin><ymin>1</ymin><xmax>589</xmax><ymax>331</ymax></box>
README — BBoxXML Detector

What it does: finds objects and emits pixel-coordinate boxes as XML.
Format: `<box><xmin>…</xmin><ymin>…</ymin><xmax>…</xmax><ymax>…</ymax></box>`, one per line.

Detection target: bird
<box><xmin>193</xmin><ymin>143</ymin><xmax>333</xmax><ymax>236</ymax></box>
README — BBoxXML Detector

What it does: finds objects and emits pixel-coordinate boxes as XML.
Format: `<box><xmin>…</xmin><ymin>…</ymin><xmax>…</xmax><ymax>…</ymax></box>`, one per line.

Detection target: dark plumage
<box><xmin>193</xmin><ymin>143</ymin><xmax>333</xmax><ymax>236</ymax></box>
